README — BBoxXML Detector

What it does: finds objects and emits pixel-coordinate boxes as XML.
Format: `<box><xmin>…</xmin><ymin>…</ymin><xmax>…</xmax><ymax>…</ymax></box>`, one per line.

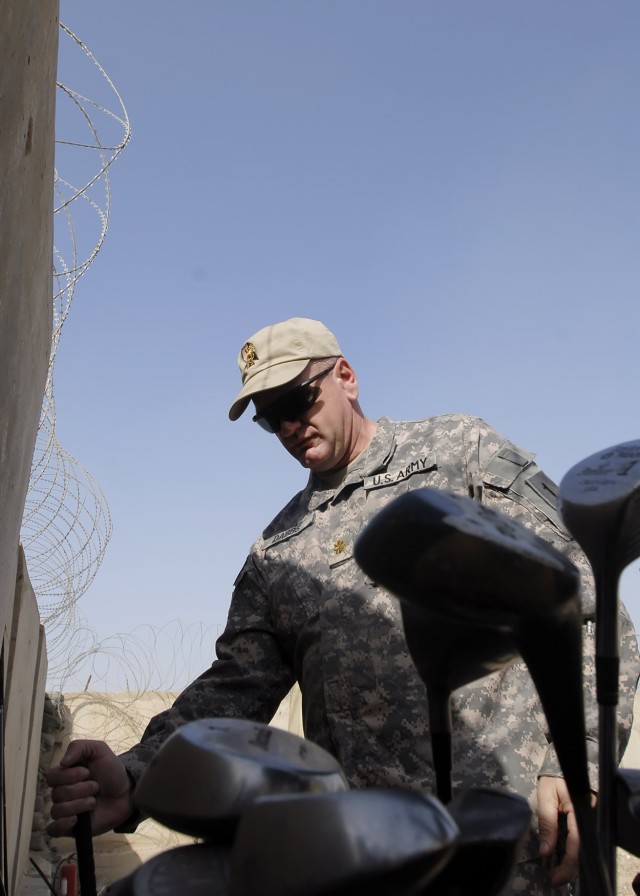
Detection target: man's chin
<box><xmin>296</xmin><ymin>446</ymin><xmax>328</xmax><ymax>472</ymax></box>
<box><xmin>298</xmin><ymin>453</ymin><xmax>321</xmax><ymax>470</ymax></box>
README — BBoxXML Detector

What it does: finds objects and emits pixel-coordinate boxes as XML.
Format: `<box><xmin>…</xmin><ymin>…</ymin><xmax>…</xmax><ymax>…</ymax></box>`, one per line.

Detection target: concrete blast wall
<box><xmin>0</xmin><ymin>3</ymin><xmax>57</xmax><ymax>635</ymax></box>
<box><xmin>0</xmin><ymin>0</ymin><xmax>59</xmax><ymax>892</ymax></box>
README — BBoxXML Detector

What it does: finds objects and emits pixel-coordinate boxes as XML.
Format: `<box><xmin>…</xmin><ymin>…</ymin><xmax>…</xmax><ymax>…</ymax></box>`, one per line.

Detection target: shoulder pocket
<box><xmin>483</xmin><ymin>442</ymin><xmax>534</xmax><ymax>489</ymax></box>
<box><xmin>483</xmin><ymin>442</ymin><xmax>568</xmax><ymax>537</ymax></box>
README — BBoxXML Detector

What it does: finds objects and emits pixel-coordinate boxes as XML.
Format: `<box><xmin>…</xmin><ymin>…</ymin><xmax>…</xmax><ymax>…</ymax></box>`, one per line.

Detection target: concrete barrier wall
<box><xmin>0</xmin><ymin>1</ymin><xmax>59</xmax><ymax>893</ymax></box>
<box><xmin>6</xmin><ymin>551</ymin><xmax>47</xmax><ymax>896</ymax></box>
<box><xmin>0</xmin><ymin>0</ymin><xmax>57</xmax><ymax>641</ymax></box>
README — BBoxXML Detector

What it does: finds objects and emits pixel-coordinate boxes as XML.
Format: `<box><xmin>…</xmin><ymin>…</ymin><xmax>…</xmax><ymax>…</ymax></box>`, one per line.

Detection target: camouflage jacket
<box><xmin>120</xmin><ymin>415</ymin><xmax>639</xmax><ymax>855</ymax></box>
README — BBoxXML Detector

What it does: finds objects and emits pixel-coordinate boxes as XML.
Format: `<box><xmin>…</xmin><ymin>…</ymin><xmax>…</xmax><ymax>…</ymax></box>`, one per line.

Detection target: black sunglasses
<box><xmin>253</xmin><ymin>363</ymin><xmax>337</xmax><ymax>434</ymax></box>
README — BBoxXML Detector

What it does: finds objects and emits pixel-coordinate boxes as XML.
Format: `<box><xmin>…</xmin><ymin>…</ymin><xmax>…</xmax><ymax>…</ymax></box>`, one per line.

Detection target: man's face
<box><xmin>252</xmin><ymin>359</ymin><xmax>361</xmax><ymax>474</ymax></box>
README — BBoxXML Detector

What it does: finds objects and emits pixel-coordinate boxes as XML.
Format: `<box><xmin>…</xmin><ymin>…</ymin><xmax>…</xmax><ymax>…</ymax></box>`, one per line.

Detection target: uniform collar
<box><xmin>303</xmin><ymin>418</ymin><xmax>397</xmax><ymax>509</ymax></box>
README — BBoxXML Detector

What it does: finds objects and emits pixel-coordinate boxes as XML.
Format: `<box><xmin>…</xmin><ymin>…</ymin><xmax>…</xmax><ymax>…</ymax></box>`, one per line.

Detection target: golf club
<box><xmin>400</xmin><ymin>601</ymin><xmax>519</xmax><ymax>803</ymax></box>
<box><xmin>559</xmin><ymin>438</ymin><xmax>640</xmax><ymax>892</ymax></box>
<box><xmin>230</xmin><ymin>788</ymin><xmax>459</xmax><ymax>896</ymax></box>
<box><xmin>354</xmin><ymin>486</ymin><xmax>611</xmax><ymax>896</ymax></box>
<box><xmin>73</xmin><ymin>810</ymin><xmax>97</xmax><ymax>896</ymax></box>
<box><xmin>615</xmin><ymin>767</ymin><xmax>640</xmax><ymax>858</ymax></box>
<box><xmin>423</xmin><ymin>787</ymin><xmax>531</xmax><ymax>896</ymax></box>
<box><xmin>134</xmin><ymin>717</ymin><xmax>348</xmax><ymax>839</ymax></box>
<box><xmin>71</xmin><ymin>761</ymin><xmax>97</xmax><ymax>896</ymax></box>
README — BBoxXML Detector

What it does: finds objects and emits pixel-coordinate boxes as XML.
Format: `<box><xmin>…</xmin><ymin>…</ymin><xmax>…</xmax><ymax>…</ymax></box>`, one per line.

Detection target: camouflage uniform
<box><xmin>120</xmin><ymin>415</ymin><xmax>639</xmax><ymax>894</ymax></box>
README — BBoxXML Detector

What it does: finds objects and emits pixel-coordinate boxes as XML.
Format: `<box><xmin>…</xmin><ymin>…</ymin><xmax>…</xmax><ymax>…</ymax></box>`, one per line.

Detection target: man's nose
<box><xmin>279</xmin><ymin>418</ymin><xmax>301</xmax><ymax>437</ymax></box>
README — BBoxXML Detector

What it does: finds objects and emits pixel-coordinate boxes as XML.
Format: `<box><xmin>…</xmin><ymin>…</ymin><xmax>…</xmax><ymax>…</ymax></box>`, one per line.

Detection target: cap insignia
<box><xmin>241</xmin><ymin>342</ymin><xmax>258</xmax><ymax>369</ymax></box>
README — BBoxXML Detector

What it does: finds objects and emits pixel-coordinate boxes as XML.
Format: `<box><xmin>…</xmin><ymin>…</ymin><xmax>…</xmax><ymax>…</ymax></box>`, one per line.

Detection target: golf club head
<box><xmin>559</xmin><ymin>439</ymin><xmax>640</xmax><ymax>892</ymax></box>
<box><xmin>616</xmin><ymin>768</ymin><xmax>640</xmax><ymax>857</ymax></box>
<box><xmin>104</xmin><ymin>843</ymin><xmax>231</xmax><ymax>896</ymax></box>
<box><xmin>354</xmin><ymin>487</ymin><xmax>583</xmax><ymax>800</ymax></box>
<box><xmin>400</xmin><ymin>602</ymin><xmax>519</xmax><ymax>802</ymax></box>
<box><xmin>558</xmin><ymin>440</ymin><xmax>640</xmax><ymax>577</ymax></box>
<box><xmin>401</xmin><ymin>603</ymin><xmax>520</xmax><ymax>695</ymax></box>
<box><xmin>422</xmin><ymin>787</ymin><xmax>531</xmax><ymax>896</ymax></box>
<box><xmin>230</xmin><ymin>788</ymin><xmax>459</xmax><ymax>896</ymax></box>
<box><xmin>354</xmin><ymin>488</ymin><xmax>580</xmax><ymax>628</ymax></box>
<box><xmin>134</xmin><ymin>718</ymin><xmax>348</xmax><ymax>838</ymax></box>
<box><xmin>355</xmin><ymin>488</ymin><xmax>611</xmax><ymax>894</ymax></box>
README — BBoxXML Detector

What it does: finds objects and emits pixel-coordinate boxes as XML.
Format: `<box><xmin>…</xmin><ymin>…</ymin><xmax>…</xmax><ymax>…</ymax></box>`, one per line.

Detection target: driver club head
<box><xmin>400</xmin><ymin>603</ymin><xmax>519</xmax><ymax>803</ymax></box>
<box><xmin>134</xmin><ymin>718</ymin><xmax>348</xmax><ymax>839</ymax></box>
<box><xmin>354</xmin><ymin>488</ymin><xmax>612</xmax><ymax>896</ymax></box>
<box><xmin>423</xmin><ymin>787</ymin><xmax>532</xmax><ymax>896</ymax></box>
<box><xmin>401</xmin><ymin>603</ymin><xmax>520</xmax><ymax>696</ymax></box>
<box><xmin>354</xmin><ymin>488</ymin><xmax>581</xmax><ymax>628</ymax></box>
<box><xmin>354</xmin><ymin>488</ymin><xmax>578</xmax><ymax>802</ymax></box>
<box><xmin>558</xmin><ymin>439</ymin><xmax>640</xmax><ymax>579</ymax></box>
<box><xmin>230</xmin><ymin>788</ymin><xmax>459</xmax><ymax>896</ymax></box>
<box><xmin>558</xmin><ymin>440</ymin><xmax>640</xmax><ymax>892</ymax></box>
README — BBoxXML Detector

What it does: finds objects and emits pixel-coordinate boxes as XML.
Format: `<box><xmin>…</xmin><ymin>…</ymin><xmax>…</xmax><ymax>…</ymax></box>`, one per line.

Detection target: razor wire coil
<box><xmin>21</xmin><ymin>23</ymin><xmax>221</xmax><ymax>703</ymax></box>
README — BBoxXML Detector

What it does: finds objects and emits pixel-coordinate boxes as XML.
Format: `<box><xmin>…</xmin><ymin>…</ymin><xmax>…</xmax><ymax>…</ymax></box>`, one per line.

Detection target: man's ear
<box><xmin>336</xmin><ymin>358</ymin><xmax>359</xmax><ymax>400</ymax></box>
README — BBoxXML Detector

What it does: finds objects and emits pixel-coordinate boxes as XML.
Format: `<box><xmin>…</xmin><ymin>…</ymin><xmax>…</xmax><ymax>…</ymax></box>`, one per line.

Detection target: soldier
<box><xmin>47</xmin><ymin>317</ymin><xmax>639</xmax><ymax>894</ymax></box>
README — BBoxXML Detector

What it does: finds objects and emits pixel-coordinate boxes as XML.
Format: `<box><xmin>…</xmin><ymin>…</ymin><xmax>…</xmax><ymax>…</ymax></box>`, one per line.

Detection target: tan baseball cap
<box><xmin>229</xmin><ymin>317</ymin><xmax>343</xmax><ymax>420</ymax></box>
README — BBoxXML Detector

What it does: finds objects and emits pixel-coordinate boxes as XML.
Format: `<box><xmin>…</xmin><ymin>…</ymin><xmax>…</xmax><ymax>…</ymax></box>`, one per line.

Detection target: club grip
<box><xmin>74</xmin><ymin>810</ymin><xmax>96</xmax><ymax>896</ymax></box>
<box><xmin>73</xmin><ymin>762</ymin><xmax>97</xmax><ymax>896</ymax></box>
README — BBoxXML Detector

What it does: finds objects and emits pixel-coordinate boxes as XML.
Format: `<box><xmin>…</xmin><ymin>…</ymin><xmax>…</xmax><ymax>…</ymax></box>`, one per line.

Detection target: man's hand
<box><xmin>46</xmin><ymin>740</ymin><xmax>135</xmax><ymax>837</ymax></box>
<box><xmin>537</xmin><ymin>774</ymin><xmax>591</xmax><ymax>888</ymax></box>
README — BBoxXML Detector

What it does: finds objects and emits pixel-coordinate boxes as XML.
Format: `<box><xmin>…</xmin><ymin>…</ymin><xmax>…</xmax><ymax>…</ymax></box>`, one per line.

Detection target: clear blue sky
<box><xmin>52</xmin><ymin>1</ymin><xmax>639</xmax><ymax>690</ymax></box>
